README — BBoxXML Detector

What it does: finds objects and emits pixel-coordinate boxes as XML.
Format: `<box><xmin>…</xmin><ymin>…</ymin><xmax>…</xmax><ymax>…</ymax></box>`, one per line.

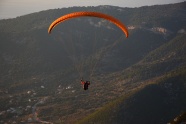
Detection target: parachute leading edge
<box><xmin>48</xmin><ymin>11</ymin><xmax>129</xmax><ymax>38</ymax></box>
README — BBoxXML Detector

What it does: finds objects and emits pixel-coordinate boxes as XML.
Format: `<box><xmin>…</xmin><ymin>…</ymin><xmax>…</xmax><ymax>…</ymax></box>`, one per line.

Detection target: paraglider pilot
<box><xmin>81</xmin><ymin>79</ymin><xmax>90</xmax><ymax>90</ymax></box>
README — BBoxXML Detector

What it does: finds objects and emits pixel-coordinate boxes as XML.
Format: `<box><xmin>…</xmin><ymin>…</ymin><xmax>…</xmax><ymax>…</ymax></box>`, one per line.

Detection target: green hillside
<box><xmin>78</xmin><ymin>67</ymin><xmax>186</xmax><ymax>124</ymax></box>
<box><xmin>77</xmin><ymin>32</ymin><xmax>186</xmax><ymax>124</ymax></box>
<box><xmin>0</xmin><ymin>2</ymin><xmax>185</xmax><ymax>124</ymax></box>
<box><xmin>117</xmin><ymin>34</ymin><xmax>186</xmax><ymax>82</ymax></box>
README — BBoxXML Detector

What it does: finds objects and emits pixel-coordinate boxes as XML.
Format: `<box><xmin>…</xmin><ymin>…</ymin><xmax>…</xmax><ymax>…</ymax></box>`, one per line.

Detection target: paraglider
<box><xmin>81</xmin><ymin>79</ymin><xmax>90</xmax><ymax>90</ymax></box>
<box><xmin>48</xmin><ymin>11</ymin><xmax>129</xmax><ymax>38</ymax></box>
<box><xmin>48</xmin><ymin>11</ymin><xmax>129</xmax><ymax>90</ymax></box>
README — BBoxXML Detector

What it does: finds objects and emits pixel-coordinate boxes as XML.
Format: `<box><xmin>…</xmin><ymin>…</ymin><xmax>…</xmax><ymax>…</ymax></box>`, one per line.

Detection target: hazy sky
<box><xmin>0</xmin><ymin>0</ymin><xmax>185</xmax><ymax>19</ymax></box>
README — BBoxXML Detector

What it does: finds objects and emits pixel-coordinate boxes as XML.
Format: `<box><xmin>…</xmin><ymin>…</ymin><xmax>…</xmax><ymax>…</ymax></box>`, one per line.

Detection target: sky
<box><xmin>0</xmin><ymin>0</ymin><xmax>185</xmax><ymax>19</ymax></box>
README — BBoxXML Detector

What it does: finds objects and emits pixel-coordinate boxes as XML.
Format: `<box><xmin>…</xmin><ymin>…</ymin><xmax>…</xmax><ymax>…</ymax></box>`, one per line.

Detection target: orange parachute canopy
<box><xmin>48</xmin><ymin>11</ymin><xmax>129</xmax><ymax>38</ymax></box>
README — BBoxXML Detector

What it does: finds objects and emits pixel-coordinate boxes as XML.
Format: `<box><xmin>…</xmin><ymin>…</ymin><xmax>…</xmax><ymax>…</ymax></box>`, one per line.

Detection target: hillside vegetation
<box><xmin>0</xmin><ymin>2</ymin><xmax>185</xmax><ymax>124</ymax></box>
<box><xmin>78</xmin><ymin>55</ymin><xmax>186</xmax><ymax>124</ymax></box>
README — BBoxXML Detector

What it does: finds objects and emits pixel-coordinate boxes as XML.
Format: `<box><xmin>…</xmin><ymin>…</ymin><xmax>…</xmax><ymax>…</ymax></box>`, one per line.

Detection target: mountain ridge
<box><xmin>0</xmin><ymin>2</ymin><xmax>185</xmax><ymax>124</ymax></box>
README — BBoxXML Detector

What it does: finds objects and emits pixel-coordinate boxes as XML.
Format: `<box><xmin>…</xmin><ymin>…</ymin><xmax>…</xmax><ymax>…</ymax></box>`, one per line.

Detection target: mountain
<box><xmin>78</xmin><ymin>67</ymin><xmax>186</xmax><ymax>124</ymax></box>
<box><xmin>77</xmin><ymin>34</ymin><xmax>186</xmax><ymax>124</ymax></box>
<box><xmin>0</xmin><ymin>2</ymin><xmax>185</xmax><ymax>124</ymax></box>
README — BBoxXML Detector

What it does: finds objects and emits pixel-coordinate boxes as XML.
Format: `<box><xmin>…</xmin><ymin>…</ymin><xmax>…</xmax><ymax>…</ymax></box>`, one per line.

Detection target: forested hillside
<box><xmin>0</xmin><ymin>2</ymin><xmax>185</xmax><ymax>124</ymax></box>
<box><xmin>78</xmin><ymin>34</ymin><xmax>186</xmax><ymax>124</ymax></box>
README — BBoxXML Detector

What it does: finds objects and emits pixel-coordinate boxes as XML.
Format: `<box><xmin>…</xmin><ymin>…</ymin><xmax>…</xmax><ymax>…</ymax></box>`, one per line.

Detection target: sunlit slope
<box><xmin>116</xmin><ymin>34</ymin><xmax>186</xmax><ymax>82</ymax></box>
<box><xmin>78</xmin><ymin>67</ymin><xmax>186</xmax><ymax>124</ymax></box>
<box><xmin>77</xmin><ymin>34</ymin><xmax>186</xmax><ymax>124</ymax></box>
